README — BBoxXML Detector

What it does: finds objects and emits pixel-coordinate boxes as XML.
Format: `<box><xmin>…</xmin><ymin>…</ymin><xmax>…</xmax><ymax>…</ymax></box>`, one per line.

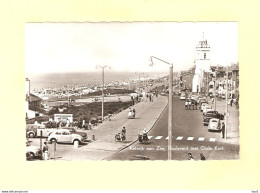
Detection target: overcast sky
<box><xmin>25</xmin><ymin>22</ymin><xmax>238</xmax><ymax>76</ymax></box>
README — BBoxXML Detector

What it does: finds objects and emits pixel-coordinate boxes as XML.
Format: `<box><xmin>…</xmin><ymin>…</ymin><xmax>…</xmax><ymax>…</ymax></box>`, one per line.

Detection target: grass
<box><xmin>46</xmin><ymin>101</ymin><xmax>133</xmax><ymax>122</ymax></box>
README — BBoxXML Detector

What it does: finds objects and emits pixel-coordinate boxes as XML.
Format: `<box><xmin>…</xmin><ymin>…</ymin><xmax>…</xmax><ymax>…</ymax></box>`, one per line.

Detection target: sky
<box><xmin>25</xmin><ymin>22</ymin><xmax>238</xmax><ymax>76</ymax></box>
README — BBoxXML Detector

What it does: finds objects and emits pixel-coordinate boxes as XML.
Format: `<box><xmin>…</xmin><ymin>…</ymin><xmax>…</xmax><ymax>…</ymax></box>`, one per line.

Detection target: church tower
<box><xmin>192</xmin><ymin>33</ymin><xmax>211</xmax><ymax>92</ymax></box>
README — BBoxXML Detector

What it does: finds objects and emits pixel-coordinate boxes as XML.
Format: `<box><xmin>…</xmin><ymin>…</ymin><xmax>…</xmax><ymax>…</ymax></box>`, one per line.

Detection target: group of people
<box><xmin>128</xmin><ymin>108</ymin><xmax>136</xmax><ymax>118</ymax></box>
<box><xmin>185</xmin><ymin>100</ymin><xmax>198</xmax><ymax>110</ymax></box>
<box><xmin>188</xmin><ymin>153</ymin><xmax>206</xmax><ymax>161</ymax></box>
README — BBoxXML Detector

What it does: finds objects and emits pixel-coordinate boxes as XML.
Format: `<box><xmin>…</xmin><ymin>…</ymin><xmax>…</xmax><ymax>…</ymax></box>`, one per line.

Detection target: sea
<box><xmin>28</xmin><ymin>71</ymin><xmax>167</xmax><ymax>91</ymax></box>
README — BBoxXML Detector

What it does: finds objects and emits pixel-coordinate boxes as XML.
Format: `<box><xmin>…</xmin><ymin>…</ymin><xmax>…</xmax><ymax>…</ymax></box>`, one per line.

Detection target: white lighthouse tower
<box><xmin>192</xmin><ymin>34</ymin><xmax>211</xmax><ymax>93</ymax></box>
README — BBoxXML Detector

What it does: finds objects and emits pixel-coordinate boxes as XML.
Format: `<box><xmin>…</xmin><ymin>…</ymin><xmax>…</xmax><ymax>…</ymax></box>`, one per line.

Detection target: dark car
<box><xmin>203</xmin><ymin>113</ymin><xmax>224</xmax><ymax>126</ymax></box>
<box><xmin>61</xmin><ymin>127</ymin><xmax>88</xmax><ymax>139</ymax></box>
<box><xmin>204</xmin><ymin>111</ymin><xmax>224</xmax><ymax>120</ymax></box>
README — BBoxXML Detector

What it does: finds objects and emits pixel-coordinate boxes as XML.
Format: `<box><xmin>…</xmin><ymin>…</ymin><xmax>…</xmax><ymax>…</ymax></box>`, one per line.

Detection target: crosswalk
<box><xmin>147</xmin><ymin>136</ymin><xmax>217</xmax><ymax>142</ymax></box>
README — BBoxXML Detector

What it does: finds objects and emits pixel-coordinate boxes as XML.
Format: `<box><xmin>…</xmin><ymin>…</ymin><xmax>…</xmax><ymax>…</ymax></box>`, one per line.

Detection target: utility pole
<box><xmin>150</xmin><ymin>56</ymin><xmax>173</xmax><ymax>160</ymax></box>
<box><xmin>214</xmin><ymin>65</ymin><xmax>218</xmax><ymax>111</ymax></box>
<box><xmin>96</xmin><ymin>65</ymin><xmax>111</xmax><ymax>121</ymax></box>
<box><xmin>225</xmin><ymin>66</ymin><xmax>229</xmax><ymax>139</ymax></box>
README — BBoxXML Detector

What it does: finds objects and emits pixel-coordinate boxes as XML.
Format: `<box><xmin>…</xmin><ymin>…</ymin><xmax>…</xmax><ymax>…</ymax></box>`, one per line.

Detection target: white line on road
<box><xmin>176</xmin><ymin>136</ymin><xmax>183</xmax><ymax>140</ymax></box>
<box><xmin>155</xmin><ymin>136</ymin><xmax>163</xmax><ymax>139</ymax></box>
<box><xmin>148</xmin><ymin>136</ymin><xmax>153</xmax><ymax>139</ymax></box>
<box><xmin>209</xmin><ymin>138</ymin><xmax>216</xmax><ymax>142</ymax></box>
<box><xmin>187</xmin><ymin>137</ymin><xmax>194</xmax><ymax>141</ymax></box>
<box><xmin>198</xmin><ymin>137</ymin><xmax>205</xmax><ymax>141</ymax></box>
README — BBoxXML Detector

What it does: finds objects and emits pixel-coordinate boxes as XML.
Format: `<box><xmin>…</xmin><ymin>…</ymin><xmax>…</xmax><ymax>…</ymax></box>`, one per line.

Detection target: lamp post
<box><xmin>96</xmin><ymin>65</ymin><xmax>111</xmax><ymax>121</ymax></box>
<box><xmin>150</xmin><ymin>56</ymin><xmax>173</xmax><ymax>160</ymax></box>
<box><xmin>214</xmin><ymin>65</ymin><xmax>219</xmax><ymax>111</ymax></box>
<box><xmin>225</xmin><ymin>66</ymin><xmax>229</xmax><ymax>140</ymax></box>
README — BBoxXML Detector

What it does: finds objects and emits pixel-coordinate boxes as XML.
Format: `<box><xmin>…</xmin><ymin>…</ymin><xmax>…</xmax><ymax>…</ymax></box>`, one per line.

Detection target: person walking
<box><xmin>188</xmin><ymin>153</ymin><xmax>194</xmax><ymax>160</ymax></box>
<box><xmin>195</xmin><ymin>101</ymin><xmax>197</xmax><ymax>110</ymax></box>
<box><xmin>88</xmin><ymin>121</ymin><xmax>92</xmax><ymax>130</ymax></box>
<box><xmin>200</xmin><ymin>153</ymin><xmax>206</xmax><ymax>160</ymax></box>
<box><xmin>42</xmin><ymin>141</ymin><xmax>49</xmax><ymax>160</ymax></box>
<box><xmin>185</xmin><ymin>100</ymin><xmax>188</xmax><ymax>110</ymax></box>
<box><xmin>221</xmin><ymin>122</ymin><xmax>225</xmax><ymax>139</ymax></box>
<box><xmin>121</xmin><ymin>127</ymin><xmax>126</xmax><ymax>142</ymax></box>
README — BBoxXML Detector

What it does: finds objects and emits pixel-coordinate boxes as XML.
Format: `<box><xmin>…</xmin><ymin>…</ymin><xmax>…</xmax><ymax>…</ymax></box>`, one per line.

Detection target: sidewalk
<box><xmin>212</xmin><ymin>98</ymin><xmax>240</xmax><ymax>145</ymax></box>
<box><xmin>59</xmin><ymin>95</ymin><xmax>168</xmax><ymax>160</ymax></box>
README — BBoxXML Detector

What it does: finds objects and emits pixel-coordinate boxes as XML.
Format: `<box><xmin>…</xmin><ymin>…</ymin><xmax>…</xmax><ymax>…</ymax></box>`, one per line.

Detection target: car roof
<box><xmin>210</xmin><ymin>118</ymin><xmax>219</xmax><ymax>121</ymax></box>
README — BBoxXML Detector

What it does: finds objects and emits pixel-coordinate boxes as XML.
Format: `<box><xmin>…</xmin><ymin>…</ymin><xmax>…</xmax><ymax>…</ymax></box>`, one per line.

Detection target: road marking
<box><xmin>148</xmin><ymin>136</ymin><xmax>153</xmax><ymax>139</ymax></box>
<box><xmin>176</xmin><ymin>136</ymin><xmax>183</xmax><ymax>140</ymax></box>
<box><xmin>198</xmin><ymin>137</ymin><xmax>205</xmax><ymax>141</ymax></box>
<box><xmin>187</xmin><ymin>137</ymin><xmax>194</xmax><ymax>141</ymax></box>
<box><xmin>155</xmin><ymin>136</ymin><xmax>163</xmax><ymax>139</ymax></box>
<box><xmin>209</xmin><ymin>138</ymin><xmax>216</xmax><ymax>142</ymax></box>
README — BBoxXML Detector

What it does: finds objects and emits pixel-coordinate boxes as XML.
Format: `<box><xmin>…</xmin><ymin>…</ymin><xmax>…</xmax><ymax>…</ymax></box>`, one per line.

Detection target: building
<box><xmin>25</xmin><ymin>78</ymin><xmax>43</xmax><ymax>119</ymax></box>
<box><xmin>192</xmin><ymin>35</ymin><xmax>211</xmax><ymax>93</ymax></box>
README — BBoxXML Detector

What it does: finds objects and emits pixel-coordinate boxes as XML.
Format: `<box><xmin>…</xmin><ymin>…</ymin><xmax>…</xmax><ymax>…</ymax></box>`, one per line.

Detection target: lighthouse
<box><xmin>192</xmin><ymin>34</ymin><xmax>211</xmax><ymax>93</ymax></box>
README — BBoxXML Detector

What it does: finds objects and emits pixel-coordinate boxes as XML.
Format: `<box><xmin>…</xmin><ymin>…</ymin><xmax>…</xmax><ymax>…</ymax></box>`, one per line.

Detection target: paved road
<box><xmin>106</xmin><ymin>96</ymin><xmax>239</xmax><ymax>160</ymax></box>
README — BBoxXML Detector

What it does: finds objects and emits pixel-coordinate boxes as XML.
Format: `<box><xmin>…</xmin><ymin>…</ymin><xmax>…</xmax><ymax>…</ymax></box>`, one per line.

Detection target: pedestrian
<box><xmin>221</xmin><ymin>122</ymin><xmax>225</xmax><ymax>139</ymax></box>
<box><xmin>195</xmin><ymin>101</ymin><xmax>197</xmax><ymax>110</ymax></box>
<box><xmin>188</xmin><ymin>100</ymin><xmax>191</xmax><ymax>110</ymax></box>
<box><xmin>42</xmin><ymin>141</ymin><xmax>49</xmax><ymax>160</ymax></box>
<box><xmin>149</xmin><ymin>94</ymin><xmax>152</xmax><ymax>102</ymax></box>
<box><xmin>88</xmin><ymin>121</ymin><xmax>92</xmax><ymax>130</ymax></box>
<box><xmin>230</xmin><ymin>98</ymin><xmax>233</xmax><ymax>106</ymax></box>
<box><xmin>200</xmin><ymin>153</ymin><xmax>206</xmax><ymax>160</ymax></box>
<box><xmin>121</xmin><ymin>127</ymin><xmax>126</xmax><ymax>142</ymax></box>
<box><xmin>82</xmin><ymin>119</ymin><xmax>85</xmax><ymax>129</ymax></box>
<box><xmin>136</xmin><ymin>95</ymin><xmax>139</xmax><ymax>102</ymax></box>
<box><xmin>188</xmin><ymin>153</ymin><xmax>194</xmax><ymax>160</ymax></box>
<box><xmin>66</xmin><ymin>119</ymin><xmax>70</xmax><ymax>127</ymax></box>
<box><xmin>185</xmin><ymin>100</ymin><xmax>188</xmax><ymax>110</ymax></box>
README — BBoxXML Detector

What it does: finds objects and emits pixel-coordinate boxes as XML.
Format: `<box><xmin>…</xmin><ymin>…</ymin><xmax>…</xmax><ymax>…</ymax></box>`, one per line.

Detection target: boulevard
<box><xmin>106</xmin><ymin>96</ymin><xmax>239</xmax><ymax>160</ymax></box>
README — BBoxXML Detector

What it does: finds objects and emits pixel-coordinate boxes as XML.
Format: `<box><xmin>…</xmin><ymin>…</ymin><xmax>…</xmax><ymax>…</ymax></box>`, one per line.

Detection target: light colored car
<box><xmin>203</xmin><ymin>106</ymin><xmax>213</xmax><ymax>115</ymax></box>
<box><xmin>208</xmin><ymin>118</ymin><xmax>221</xmax><ymax>131</ymax></box>
<box><xmin>26</xmin><ymin>141</ymin><xmax>42</xmax><ymax>160</ymax></box>
<box><xmin>200</xmin><ymin>103</ymin><xmax>209</xmax><ymax>112</ymax></box>
<box><xmin>180</xmin><ymin>93</ymin><xmax>186</xmax><ymax>100</ymax></box>
<box><xmin>26</xmin><ymin>124</ymin><xmax>57</xmax><ymax>138</ymax></box>
<box><xmin>47</xmin><ymin>129</ymin><xmax>85</xmax><ymax>144</ymax></box>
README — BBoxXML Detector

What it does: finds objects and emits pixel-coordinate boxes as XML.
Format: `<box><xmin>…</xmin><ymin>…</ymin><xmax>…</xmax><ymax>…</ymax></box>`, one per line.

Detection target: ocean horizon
<box><xmin>27</xmin><ymin>71</ymin><xmax>167</xmax><ymax>90</ymax></box>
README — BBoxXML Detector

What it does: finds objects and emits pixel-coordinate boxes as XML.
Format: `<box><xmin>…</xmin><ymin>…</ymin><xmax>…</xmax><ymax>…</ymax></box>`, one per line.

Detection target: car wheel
<box><xmin>50</xmin><ymin>138</ymin><xmax>57</xmax><ymax>143</ymax></box>
<box><xmin>29</xmin><ymin>132</ymin><xmax>35</xmax><ymax>138</ymax></box>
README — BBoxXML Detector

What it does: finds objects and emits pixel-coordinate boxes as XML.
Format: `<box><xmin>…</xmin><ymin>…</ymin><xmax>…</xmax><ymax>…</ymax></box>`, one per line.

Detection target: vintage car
<box><xmin>208</xmin><ymin>118</ymin><xmax>221</xmax><ymax>131</ymax></box>
<box><xmin>179</xmin><ymin>93</ymin><xmax>186</xmax><ymax>100</ymax></box>
<box><xmin>200</xmin><ymin>102</ymin><xmax>208</xmax><ymax>112</ymax></box>
<box><xmin>47</xmin><ymin>129</ymin><xmax>85</xmax><ymax>144</ymax></box>
<box><xmin>203</xmin><ymin>106</ymin><xmax>214</xmax><ymax>115</ymax></box>
<box><xmin>61</xmin><ymin>127</ymin><xmax>88</xmax><ymax>139</ymax></box>
<box><xmin>26</xmin><ymin>141</ymin><xmax>42</xmax><ymax>160</ymax></box>
<box><xmin>26</xmin><ymin>124</ymin><xmax>57</xmax><ymax>138</ymax></box>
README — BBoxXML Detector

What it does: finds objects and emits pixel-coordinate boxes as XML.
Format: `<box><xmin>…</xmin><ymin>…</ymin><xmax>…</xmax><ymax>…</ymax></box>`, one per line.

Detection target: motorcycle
<box><xmin>138</xmin><ymin>133</ymin><xmax>149</xmax><ymax>144</ymax></box>
<box><xmin>115</xmin><ymin>133</ymin><xmax>126</xmax><ymax>142</ymax></box>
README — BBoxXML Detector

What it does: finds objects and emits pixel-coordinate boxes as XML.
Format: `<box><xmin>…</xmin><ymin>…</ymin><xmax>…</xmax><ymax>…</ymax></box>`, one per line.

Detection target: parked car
<box><xmin>203</xmin><ymin>106</ymin><xmax>213</xmax><ymax>115</ymax></box>
<box><xmin>26</xmin><ymin>141</ymin><xmax>42</xmax><ymax>160</ymax></box>
<box><xmin>200</xmin><ymin>102</ymin><xmax>209</xmax><ymax>112</ymax></box>
<box><xmin>180</xmin><ymin>93</ymin><xmax>186</xmax><ymax>100</ymax></box>
<box><xmin>26</xmin><ymin>124</ymin><xmax>57</xmax><ymax>138</ymax></box>
<box><xmin>208</xmin><ymin>118</ymin><xmax>221</xmax><ymax>131</ymax></box>
<box><xmin>204</xmin><ymin>111</ymin><xmax>224</xmax><ymax>120</ymax></box>
<box><xmin>61</xmin><ymin>127</ymin><xmax>88</xmax><ymax>139</ymax></box>
<box><xmin>47</xmin><ymin>129</ymin><xmax>85</xmax><ymax>144</ymax></box>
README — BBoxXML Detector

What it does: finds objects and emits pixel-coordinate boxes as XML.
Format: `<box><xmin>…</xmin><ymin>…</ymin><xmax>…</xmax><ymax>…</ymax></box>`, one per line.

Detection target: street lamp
<box><xmin>150</xmin><ymin>56</ymin><xmax>173</xmax><ymax>160</ymax></box>
<box><xmin>96</xmin><ymin>65</ymin><xmax>111</xmax><ymax>121</ymax></box>
<box><xmin>214</xmin><ymin>65</ymin><xmax>219</xmax><ymax>111</ymax></box>
<box><xmin>225</xmin><ymin>66</ymin><xmax>229</xmax><ymax>140</ymax></box>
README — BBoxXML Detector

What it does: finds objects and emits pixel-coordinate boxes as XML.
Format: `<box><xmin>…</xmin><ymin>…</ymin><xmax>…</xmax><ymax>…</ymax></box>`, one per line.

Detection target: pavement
<box><xmin>55</xmin><ymin>94</ymin><xmax>168</xmax><ymax>160</ymax></box>
<box><xmin>207</xmin><ymin>98</ymin><xmax>239</xmax><ymax>145</ymax></box>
